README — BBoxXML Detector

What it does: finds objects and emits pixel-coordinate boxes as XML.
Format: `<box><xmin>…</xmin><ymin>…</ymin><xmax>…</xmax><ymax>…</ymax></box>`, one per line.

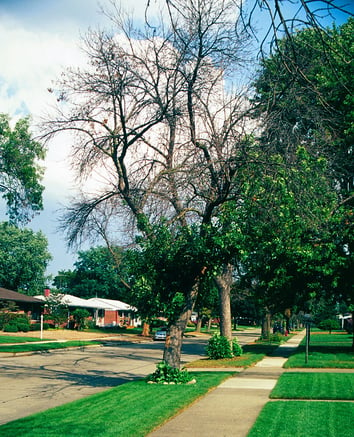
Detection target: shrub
<box><xmin>15</xmin><ymin>316</ymin><xmax>30</xmax><ymax>332</ymax></box>
<box><xmin>30</xmin><ymin>322</ymin><xmax>50</xmax><ymax>331</ymax></box>
<box><xmin>86</xmin><ymin>319</ymin><xmax>97</xmax><ymax>329</ymax></box>
<box><xmin>4</xmin><ymin>323</ymin><xmax>18</xmax><ymax>333</ymax></box>
<box><xmin>0</xmin><ymin>312</ymin><xmax>16</xmax><ymax>330</ymax></box>
<box><xmin>146</xmin><ymin>362</ymin><xmax>194</xmax><ymax>384</ymax></box>
<box><xmin>206</xmin><ymin>333</ymin><xmax>243</xmax><ymax>359</ymax></box>
<box><xmin>269</xmin><ymin>332</ymin><xmax>285</xmax><ymax>343</ymax></box>
<box><xmin>232</xmin><ymin>337</ymin><xmax>243</xmax><ymax>356</ymax></box>
<box><xmin>17</xmin><ymin>323</ymin><xmax>30</xmax><ymax>332</ymax></box>
<box><xmin>318</xmin><ymin>319</ymin><xmax>340</xmax><ymax>333</ymax></box>
<box><xmin>72</xmin><ymin>309</ymin><xmax>90</xmax><ymax>330</ymax></box>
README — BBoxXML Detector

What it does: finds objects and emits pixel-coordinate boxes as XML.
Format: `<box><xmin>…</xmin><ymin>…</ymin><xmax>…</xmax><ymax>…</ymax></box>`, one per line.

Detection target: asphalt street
<box><xmin>0</xmin><ymin>328</ymin><xmax>260</xmax><ymax>425</ymax></box>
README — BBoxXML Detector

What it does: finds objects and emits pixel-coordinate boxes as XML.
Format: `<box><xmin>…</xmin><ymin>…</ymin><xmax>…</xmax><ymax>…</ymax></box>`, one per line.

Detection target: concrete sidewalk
<box><xmin>148</xmin><ymin>331</ymin><xmax>306</xmax><ymax>437</ymax></box>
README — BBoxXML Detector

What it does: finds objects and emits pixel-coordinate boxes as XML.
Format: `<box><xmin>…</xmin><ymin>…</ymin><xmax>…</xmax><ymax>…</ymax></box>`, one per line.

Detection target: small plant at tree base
<box><xmin>206</xmin><ymin>333</ymin><xmax>243</xmax><ymax>359</ymax></box>
<box><xmin>146</xmin><ymin>362</ymin><xmax>195</xmax><ymax>384</ymax></box>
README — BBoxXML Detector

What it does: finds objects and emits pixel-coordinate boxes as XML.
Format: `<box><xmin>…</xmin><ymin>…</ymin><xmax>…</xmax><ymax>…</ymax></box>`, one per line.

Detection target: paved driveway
<box><xmin>0</xmin><ymin>328</ymin><xmax>260</xmax><ymax>425</ymax></box>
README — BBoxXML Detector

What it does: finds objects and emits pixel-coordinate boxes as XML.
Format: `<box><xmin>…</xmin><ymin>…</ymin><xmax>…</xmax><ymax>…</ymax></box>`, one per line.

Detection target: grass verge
<box><xmin>186</xmin><ymin>343</ymin><xmax>279</xmax><ymax>368</ymax></box>
<box><xmin>0</xmin><ymin>372</ymin><xmax>232</xmax><ymax>437</ymax></box>
<box><xmin>284</xmin><ymin>332</ymin><xmax>353</xmax><ymax>368</ymax></box>
<box><xmin>270</xmin><ymin>372</ymin><xmax>354</xmax><ymax>400</ymax></box>
<box><xmin>247</xmin><ymin>401</ymin><xmax>354</xmax><ymax>437</ymax></box>
<box><xmin>0</xmin><ymin>341</ymin><xmax>97</xmax><ymax>353</ymax></box>
<box><xmin>0</xmin><ymin>335</ymin><xmax>48</xmax><ymax>344</ymax></box>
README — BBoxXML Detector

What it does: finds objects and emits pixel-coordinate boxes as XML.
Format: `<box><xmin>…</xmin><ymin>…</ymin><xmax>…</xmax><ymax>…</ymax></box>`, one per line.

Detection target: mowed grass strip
<box><xmin>0</xmin><ymin>341</ymin><xmax>97</xmax><ymax>353</ymax></box>
<box><xmin>187</xmin><ymin>343</ymin><xmax>279</xmax><ymax>368</ymax></box>
<box><xmin>270</xmin><ymin>372</ymin><xmax>354</xmax><ymax>400</ymax></box>
<box><xmin>285</xmin><ymin>332</ymin><xmax>354</xmax><ymax>368</ymax></box>
<box><xmin>0</xmin><ymin>372</ymin><xmax>232</xmax><ymax>437</ymax></box>
<box><xmin>247</xmin><ymin>401</ymin><xmax>354</xmax><ymax>437</ymax></box>
<box><xmin>0</xmin><ymin>335</ymin><xmax>47</xmax><ymax>344</ymax></box>
<box><xmin>309</xmin><ymin>332</ymin><xmax>353</xmax><ymax>344</ymax></box>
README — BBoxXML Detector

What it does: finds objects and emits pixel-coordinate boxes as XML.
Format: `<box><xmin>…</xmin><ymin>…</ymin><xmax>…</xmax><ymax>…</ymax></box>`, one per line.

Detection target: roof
<box><xmin>35</xmin><ymin>294</ymin><xmax>108</xmax><ymax>309</ymax></box>
<box><xmin>87</xmin><ymin>297</ymin><xmax>137</xmax><ymax>312</ymax></box>
<box><xmin>34</xmin><ymin>294</ymin><xmax>136</xmax><ymax>311</ymax></box>
<box><xmin>0</xmin><ymin>287</ymin><xmax>43</xmax><ymax>304</ymax></box>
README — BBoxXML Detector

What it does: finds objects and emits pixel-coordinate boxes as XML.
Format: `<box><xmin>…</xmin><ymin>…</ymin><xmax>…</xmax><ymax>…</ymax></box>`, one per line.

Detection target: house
<box><xmin>87</xmin><ymin>297</ymin><xmax>140</xmax><ymax>327</ymax></box>
<box><xmin>0</xmin><ymin>287</ymin><xmax>43</xmax><ymax>321</ymax></box>
<box><xmin>34</xmin><ymin>292</ymin><xmax>108</xmax><ymax>327</ymax></box>
<box><xmin>35</xmin><ymin>291</ymin><xmax>140</xmax><ymax>328</ymax></box>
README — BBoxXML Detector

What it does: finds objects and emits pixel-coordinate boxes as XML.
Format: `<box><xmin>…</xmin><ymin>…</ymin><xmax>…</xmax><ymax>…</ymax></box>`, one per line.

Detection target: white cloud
<box><xmin>0</xmin><ymin>0</ymin><xmax>166</xmax><ymax>275</ymax></box>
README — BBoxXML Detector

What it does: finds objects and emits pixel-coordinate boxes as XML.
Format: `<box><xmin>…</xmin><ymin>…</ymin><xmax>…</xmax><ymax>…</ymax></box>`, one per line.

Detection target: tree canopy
<box><xmin>42</xmin><ymin>0</ymin><xmax>255</xmax><ymax>368</ymax></box>
<box><xmin>0</xmin><ymin>114</ymin><xmax>45</xmax><ymax>225</ymax></box>
<box><xmin>53</xmin><ymin>246</ymin><xmax>129</xmax><ymax>300</ymax></box>
<box><xmin>252</xmin><ymin>17</ymin><xmax>354</xmax><ymax>315</ymax></box>
<box><xmin>253</xmin><ymin>17</ymin><xmax>354</xmax><ymax>196</ymax></box>
<box><xmin>42</xmin><ymin>0</ymin><xmax>353</xmax><ymax>365</ymax></box>
<box><xmin>0</xmin><ymin>222</ymin><xmax>51</xmax><ymax>295</ymax></box>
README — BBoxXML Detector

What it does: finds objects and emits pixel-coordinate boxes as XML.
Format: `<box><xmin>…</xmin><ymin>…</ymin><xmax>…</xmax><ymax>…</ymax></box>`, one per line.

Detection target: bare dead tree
<box><xmin>41</xmin><ymin>0</ymin><xmax>256</xmax><ymax>368</ymax></box>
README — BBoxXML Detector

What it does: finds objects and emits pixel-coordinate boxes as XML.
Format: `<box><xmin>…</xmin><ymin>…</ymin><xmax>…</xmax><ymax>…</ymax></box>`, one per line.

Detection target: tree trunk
<box><xmin>196</xmin><ymin>317</ymin><xmax>202</xmax><ymax>333</ymax></box>
<box><xmin>141</xmin><ymin>321</ymin><xmax>150</xmax><ymax>337</ymax></box>
<box><xmin>261</xmin><ymin>310</ymin><xmax>271</xmax><ymax>339</ymax></box>
<box><xmin>207</xmin><ymin>317</ymin><xmax>212</xmax><ymax>332</ymax></box>
<box><xmin>214</xmin><ymin>263</ymin><xmax>233</xmax><ymax>340</ymax></box>
<box><xmin>163</xmin><ymin>281</ymin><xmax>199</xmax><ymax>369</ymax></box>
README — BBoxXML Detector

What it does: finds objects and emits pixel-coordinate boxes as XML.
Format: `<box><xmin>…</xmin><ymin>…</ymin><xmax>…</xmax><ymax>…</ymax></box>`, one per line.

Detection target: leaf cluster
<box><xmin>0</xmin><ymin>221</ymin><xmax>52</xmax><ymax>294</ymax></box>
<box><xmin>0</xmin><ymin>114</ymin><xmax>45</xmax><ymax>225</ymax></box>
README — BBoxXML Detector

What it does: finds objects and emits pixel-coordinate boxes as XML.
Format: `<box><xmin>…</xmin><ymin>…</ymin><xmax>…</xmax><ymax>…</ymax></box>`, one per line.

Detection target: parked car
<box><xmin>153</xmin><ymin>326</ymin><xmax>167</xmax><ymax>341</ymax></box>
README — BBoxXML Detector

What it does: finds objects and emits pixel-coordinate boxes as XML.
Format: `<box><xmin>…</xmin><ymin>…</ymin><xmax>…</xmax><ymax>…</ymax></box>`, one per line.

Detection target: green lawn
<box><xmin>0</xmin><ymin>340</ymin><xmax>97</xmax><ymax>353</ymax></box>
<box><xmin>285</xmin><ymin>332</ymin><xmax>354</xmax><ymax>368</ymax></box>
<box><xmin>0</xmin><ymin>335</ymin><xmax>47</xmax><ymax>344</ymax></box>
<box><xmin>248</xmin><ymin>332</ymin><xmax>354</xmax><ymax>437</ymax></box>
<box><xmin>270</xmin><ymin>372</ymin><xmax>354</xmax><ymax>400</ymax></box>
<box><xmin>186</xmin><ymin>343</ymin><xmax>279</xmax><ymax>368</ymax></box>
<box><xmin>247</xmin><ymin>401</ymin><xmax>354</xmax><ymax>437</ymax></box>
<box><xmin>0</xmin><ymin>372</ymin><xmax>232</xmax><ymax>437</ymax></box>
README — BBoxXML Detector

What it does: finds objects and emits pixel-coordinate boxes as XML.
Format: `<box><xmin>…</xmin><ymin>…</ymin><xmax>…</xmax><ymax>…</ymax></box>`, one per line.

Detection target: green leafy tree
<box><xmin>318</xmin><ymin>318</ymin><xmax>340</xmax><ymax>334</ymax></box>
<box><xmin>42</xmin><ymin>292</ymin><xmax>69</xmax><ymax>327</ymax></box>
<box><xmin>219</xmin><ymin>148</ymin><xmax>337</xmax><ymax>337</ymax></box>
<box><xmin>0</xmin><ymin>114</ymin><xmax>45</xmax><ymax>225</ymax></box>
<box><xmin>0</xmin><ymin>222</ymin><xmax>52</xmax><ymax>294</ymax></box>
<box><xmin>253</xmin><ymin>18</ymin><xmax>354</xmax><ymax>193</ymax></box>
<box><xmin>251</xmin><ymin>17</ymin><xmax>354</xmax><ymax>336</ymax></box>
<box><xmin>53</xmin><ymin>246</ymin><xmax>129</xmax><ymax>300</ymax></box>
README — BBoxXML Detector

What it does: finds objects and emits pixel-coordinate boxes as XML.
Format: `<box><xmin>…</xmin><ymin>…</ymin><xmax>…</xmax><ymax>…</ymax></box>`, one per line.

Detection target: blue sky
<box><xmin>0</xmin><ymin>0</ymin><xmax>352</xmax><ymax>280</ymax></box>
<box><xmin>0</xmin><ymin>0</ymin><xmax>119</xmax><ymax>278</ymax></box>
<box><xmin>0</xmin><ymin>0</ymin><xmax>165</xmax><ymax>279</ymax></box>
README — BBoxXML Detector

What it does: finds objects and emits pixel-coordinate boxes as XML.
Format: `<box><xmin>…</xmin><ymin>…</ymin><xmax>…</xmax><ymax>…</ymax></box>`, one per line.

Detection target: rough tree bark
<box><xmin>214</xmin><ymin>263</ymin><xmax>233</xmax><ymax>340</ymax></box>
<box><xmin>163</xmin><ymin>281</ymin><xmax>199</xmax><ymax>368</ymax></box>
<box><xmin>261</xmin><ymin>310</ymin><xmax>272</xmax><ymax>339</ymax></box>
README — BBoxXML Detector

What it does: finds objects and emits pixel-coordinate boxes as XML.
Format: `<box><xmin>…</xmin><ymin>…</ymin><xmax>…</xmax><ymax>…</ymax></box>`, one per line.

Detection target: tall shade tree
<box><xmin>0</xmin><ymin>222</ymin><xmax>52</xmax><ymax>295</ymax></box>
<box><xmin>253</xmin><ymin>18</ymin><xmax>354</xmax><ymax>195</ymax></box>
<box><xmin>0</xmin><ymin>114</ymin><xmax>45</xmax><ymax>225</ymax></box>
<box><xmin>42</xmin><ymin>0</ymin><xmax>254</xmax><ymax>368</ymax></box>
<box><xmin>219</xmin><ymin>148</ymin><xmax>338</xmax><ymax>337</ymax></box>
<box><xmin>53</xmin><ymin>246</ymin><xmax>130</xmax><ymax>300</ymax></box>
<box><xmin>252</xmin><ymin>17</ymin><xmax>354</xmax><ymax>330</ymax></box>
